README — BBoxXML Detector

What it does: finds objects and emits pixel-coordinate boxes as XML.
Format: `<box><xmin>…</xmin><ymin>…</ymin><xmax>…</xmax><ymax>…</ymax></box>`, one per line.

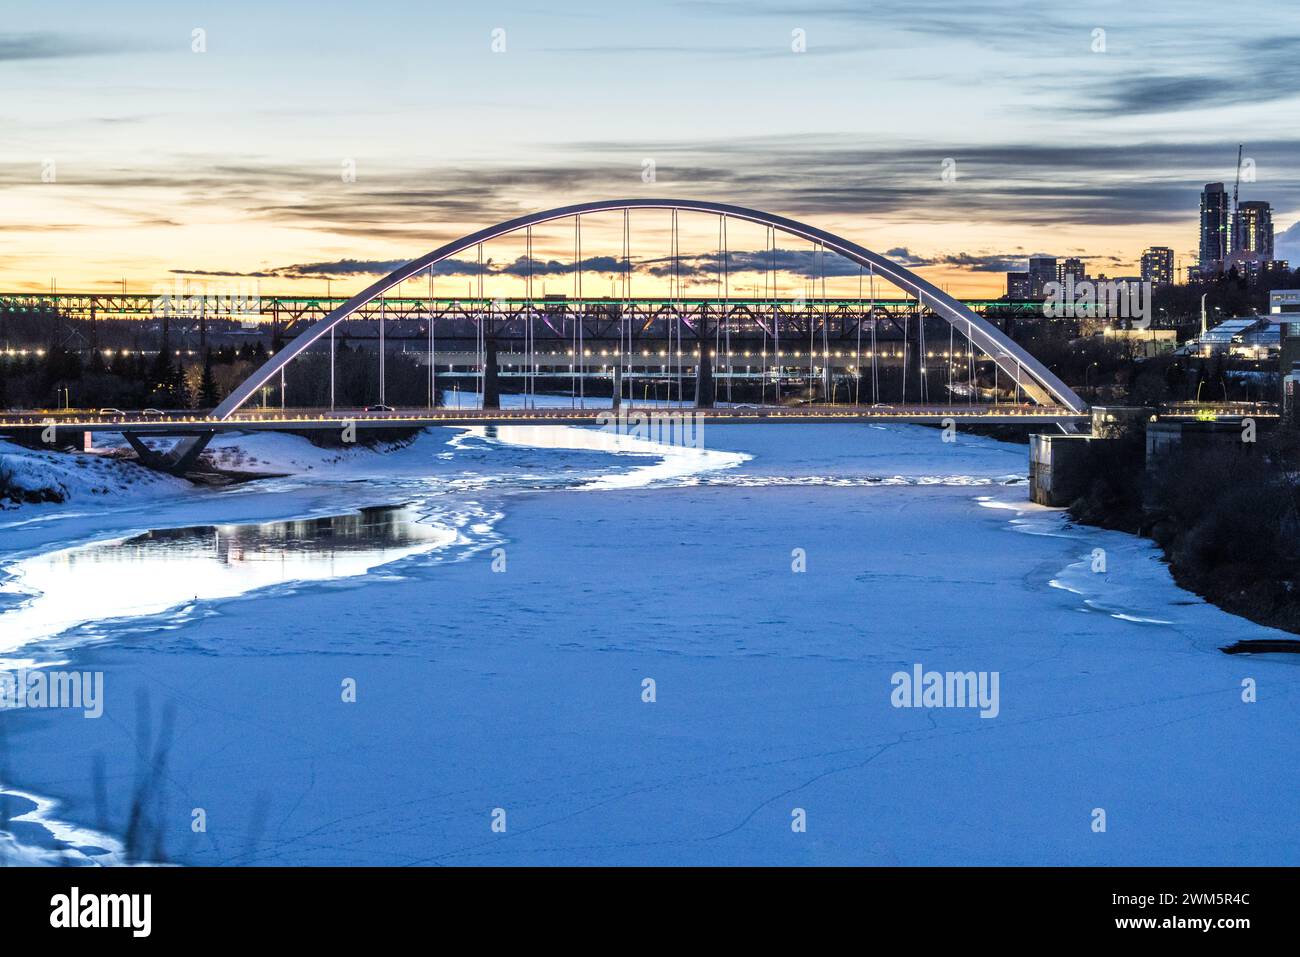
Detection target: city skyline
<box><xmin>4</xmin><ymin>0</ymin><xmax>1300</xmax><ymax>297</ymax></box>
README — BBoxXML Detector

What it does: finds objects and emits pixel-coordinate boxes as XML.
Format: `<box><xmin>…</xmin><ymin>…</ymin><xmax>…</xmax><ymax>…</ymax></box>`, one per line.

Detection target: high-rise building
<box><xmin>1234</xmin><ymin>200</ymin><xmax>1274</xmax><ymax>261</ymax></box>
<box><xmin>1141</xmin><ymin>246</ymin><xmax>1174</xmax><ymax>285</ymax></box>
<box><xmin>1027</xmin><ymin>255</ymin><xmax>1057</xmax><ymax>297</ymax></box>
<box><xmin>1058</xmin><ymin>258</ymin><xmax>1086</xmax><ymax>283</ymax></box>
<box><xmin>1199</xmin><ymin>182</ymin><xmax>1230</xmax><ymax>267</ymax></box>
<box><xmin>1006</xmin><ymin>271</ymin><xmax>1031</xmax><ymax>298</ymax></box>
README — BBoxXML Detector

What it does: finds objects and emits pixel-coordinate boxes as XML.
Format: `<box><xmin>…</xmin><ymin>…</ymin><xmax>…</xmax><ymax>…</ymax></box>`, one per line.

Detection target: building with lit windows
<box><xmin>1232</xmin><ymin>200</ymin><xmax>1274</xmax><ymax>262</ymax></box>
<box><xmin>1027</xmin><ymin>255</ymin><xmax>1057</xmax><ymax>297</ymax></box>
<box><xmin>1140</xmin><ymin>246</ymin><xmax>1174</xmax><ymax>285</ymax></box>
<box><xmin>1199</xmin><ymin>182</ymin><xmax>1230</xmax><ymax>268</ymax></box>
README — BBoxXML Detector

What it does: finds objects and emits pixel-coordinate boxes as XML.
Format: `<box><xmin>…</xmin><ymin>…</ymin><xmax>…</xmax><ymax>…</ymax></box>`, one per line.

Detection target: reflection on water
<box><xmin>456</xmin><ymin>424</ymin><xmax>749</xmax><ymax>489</ymax></box>
<box><xmin>0</xmin><ymin>505</ymin><xmax>456</xmax><ymax>669</ymax></box>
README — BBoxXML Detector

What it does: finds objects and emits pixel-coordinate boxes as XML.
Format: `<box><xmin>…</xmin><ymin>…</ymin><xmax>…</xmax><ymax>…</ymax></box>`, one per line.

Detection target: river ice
<box><xmin>0</xmin><ymin>419</ymin><xmax>1296</xmax><ymax>865</ymax></box>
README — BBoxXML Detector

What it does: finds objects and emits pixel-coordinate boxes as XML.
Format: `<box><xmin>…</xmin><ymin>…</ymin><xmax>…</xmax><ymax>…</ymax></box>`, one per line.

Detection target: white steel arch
<box><xmin>213</xmin><ymin>199</ymin><xmax>1086</xmax><ymax>417</ymax></box>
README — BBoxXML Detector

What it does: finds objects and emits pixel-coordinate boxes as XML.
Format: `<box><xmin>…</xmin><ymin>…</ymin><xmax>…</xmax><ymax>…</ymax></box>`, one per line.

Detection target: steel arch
<box><xmin>212</xmin><ymin>199</ymin><xmax>1085</xmax><ymax>417</ymax></box>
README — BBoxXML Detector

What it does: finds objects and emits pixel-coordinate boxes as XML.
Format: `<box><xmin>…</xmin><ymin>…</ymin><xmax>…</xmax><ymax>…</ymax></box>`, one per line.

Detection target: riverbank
<box><xmin>1067</xmin><ymin>429</ymin><xmax>1300</xmax><ymax>639</ymax></box>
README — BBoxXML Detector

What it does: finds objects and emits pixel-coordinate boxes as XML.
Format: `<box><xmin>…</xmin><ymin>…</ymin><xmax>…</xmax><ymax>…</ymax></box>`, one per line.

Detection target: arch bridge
<box><xmin>17</xmin><ymin>200</ymin><xmax>1089</xmax><ymax>471</ymax></box>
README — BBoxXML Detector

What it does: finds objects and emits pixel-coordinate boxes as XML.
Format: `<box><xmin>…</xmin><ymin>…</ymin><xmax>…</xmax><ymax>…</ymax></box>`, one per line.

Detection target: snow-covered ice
<box><xmin>0</xmin><ymin>419</ymin><xmax>1297</xmax><ymax>865</ymax></box>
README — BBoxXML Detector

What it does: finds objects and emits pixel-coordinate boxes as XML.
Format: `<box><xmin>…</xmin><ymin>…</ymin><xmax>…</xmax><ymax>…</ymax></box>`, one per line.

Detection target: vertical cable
<box><xmin>577</xmin><ymin>213</ymin><xmax>584</xmax><ymax>405</ymax></box>
<box><xmin>434</xmin><ymin>263</ymin><xmax>439</xmax><ymax>408</ymax></box>
<box><xmin>477</xmin><ymin>243</ymin><xmax>484</xmax><ymax>409</ymax></box>
<box><xmin>869</xmin><ymin>264</ymin><xmax>878</xmax><ymax>403</ymax></box>
<box><xmin>526</xmin><ymin>225</ymin><xmax>533</xmax><ymax>408</ymax></box>
<box><xmin>722</xmin><ymin>215</ymin><xmax>731</xmax><ymax>402</ymax></box>
<box><xmin>855</xmin><ymin>267</ymin><xmax>862</xmax><ymax>407</ymax></box>
<box><xmin>771</xmin><ymin>226</ymin><xmax>779</xmax><ymax>405</ymax></box>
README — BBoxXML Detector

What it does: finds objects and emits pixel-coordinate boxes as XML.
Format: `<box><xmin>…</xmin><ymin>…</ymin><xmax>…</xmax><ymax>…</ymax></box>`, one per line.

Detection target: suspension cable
<box><xmin>764</xmin><ymin>227</ymin><xmax>774</xmax><ymax>408</ymax></box>
<box><xmin>622</xmin><ymin>208</ymin><xmax>630</xmax><ymax>407</ymax></box>
<box><xmin>900</xmin><ymin>310</ymin><xmax>908</xmax><ymax>405</ymax></box>
<box><xmin>918</xmin><ymin>291</ymin><xmax>927</xmax><ymax>404</ymax></box>
<box><xmin>526</xmin><ymin>225</ymin><xmax>533</xmax><ymax>408</ymax></box>
<box><xmin>869</xmin><ymin>263</ymin><xmax>878</xmax><ymax>403</ymax></box>
<box><xmin>820</xmin><ymin>241</ymin><xmax>829</xmax><ymax>403</ymax></box>
<box><xmin>676</xmin><ymin>208</ymin><xmax>686</xmax><ymax>405</ymax></box>
<box><xmin>855</xmin><ymin>266</ymin><xmax>862</xmax><ymax>407</ymax></box>
<box><xmin>577</xmin><ymin>213</ymin><xmax>584</xmax><ymax>406</ymax></box>
<box><xmin>428</xmin><ymin>266</ymin><xmax>435</xmax><ymax>409</ymax></box>
<box><xmin>722</xmin><ymin>214</ymin><xmax>731</xmax><ymax>402</ymax></box>
<box><xmin>572</xmin><ymin>217</ymin><xmax>582</xmax><ymax>408</ymax></box>
<box><xmin>800</xmin><ymin>247</ymin><xmax>811</xmax><ymax>400</ymax></box>
<box><xmin>948</xmin><ymin>318</ymin><xmax>954</xmax><ymax>406</ymax></box>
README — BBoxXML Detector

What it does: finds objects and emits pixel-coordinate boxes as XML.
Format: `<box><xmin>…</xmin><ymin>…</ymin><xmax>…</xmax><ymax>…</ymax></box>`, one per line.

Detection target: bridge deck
<box><xmin>0</xmin><ymin>405</ymin><xmax>1087</xmax><ymax>434</ymax></box>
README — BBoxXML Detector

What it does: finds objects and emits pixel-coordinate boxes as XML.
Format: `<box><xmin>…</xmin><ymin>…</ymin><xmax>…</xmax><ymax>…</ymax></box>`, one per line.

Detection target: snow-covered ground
<box><xmin>0</xmin><ymin>414</ymin><xmax>1297</xmax><ymax>865</ymax></box>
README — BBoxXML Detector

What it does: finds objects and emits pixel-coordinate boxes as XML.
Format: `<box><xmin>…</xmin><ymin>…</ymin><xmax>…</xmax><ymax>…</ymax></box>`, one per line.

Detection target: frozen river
<box><xmin>0</xmin><ymin>419</ymin><xmax>1297</xmax><ymax>865</ymax></box>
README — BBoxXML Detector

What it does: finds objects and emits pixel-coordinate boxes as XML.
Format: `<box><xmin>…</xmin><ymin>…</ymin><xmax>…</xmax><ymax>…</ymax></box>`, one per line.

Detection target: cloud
<box><xmin>1076</xmin><ymin>36</ymin><xmax>1300</xmax><ymax>115</ymax></box>
<box><xmin>9</xmin><ymin>135</ymin><xmax>1299</xmax><ymax>238</ymax></box>
<box><xmin>1276</xmin><ymin>221</ymin><xmax>1300</xmax><ymax>264</ymax></box>
<box><xmin>885</xmin><ymin>248</ymin><xmax>1026</xmax><ymax>273</ymax></box>
<box><xmin>0</xmin><ymin>32</ymin><xmax>147</xmax><ymax>61</ymax></box>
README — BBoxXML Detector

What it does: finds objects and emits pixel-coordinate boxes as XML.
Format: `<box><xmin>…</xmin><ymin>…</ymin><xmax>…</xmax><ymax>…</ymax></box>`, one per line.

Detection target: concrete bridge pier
<box><xmin>483</xmin><ymin>338</ymin><xmax>501</xmax><ymax>410</ymax></box>
<box><xmin>695</xmin><ymin>350</ymin><xmax>715</xmax><ymax>408</ymax></box>
<box><xmin>124</xmin><ymin>431</ymin><xmax>214</xmax><ymax>476</ymax></box>
<box><xmin>613</xmin><ymin>362</ymin><xmax>624</xmax><ymax>409</ymax></box>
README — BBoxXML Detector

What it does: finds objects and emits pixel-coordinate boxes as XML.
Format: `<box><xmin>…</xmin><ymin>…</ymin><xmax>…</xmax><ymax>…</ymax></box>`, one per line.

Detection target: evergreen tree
<box><xmin>199</xmin><ymin>349</ymin><xmax>220</xmax><ymax>408</ymax></box>
<box><xmin>147</xmin><ymin>346</ymin><xmax>174</xmax><ymax>403</ymax></box>
<box><xmin>173</xmin><ymin>358</ymin><xmax>192</xmax><ymax>409</ymax></box>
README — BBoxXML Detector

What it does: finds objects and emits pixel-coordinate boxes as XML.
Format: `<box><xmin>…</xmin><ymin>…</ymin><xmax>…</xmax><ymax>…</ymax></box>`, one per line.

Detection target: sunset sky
<box><xmin>3</xmin><ymin>0</ymin><xmax>1299</xmax><ymax>298</ymax></box>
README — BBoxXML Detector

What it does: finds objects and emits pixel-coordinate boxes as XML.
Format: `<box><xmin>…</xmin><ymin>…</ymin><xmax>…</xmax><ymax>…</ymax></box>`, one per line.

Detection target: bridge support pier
<box><xmin>695</xmin><ymin>350</ymin><xmax>715</xmax><ymax>408</ymax></box>
<box><xmin>613</xmin><ymin>362</ymin><xmax>623</xmax><ymax>409</ymax></box>
<box><xmin>125</xmin><ymin>431</ymin><xmax>214</xmax><ymax>476</ymax></box>
<box><xmin>483</xmin><ymin>338</ymin><xmax>501</xmax><ymax>410</ymax></box>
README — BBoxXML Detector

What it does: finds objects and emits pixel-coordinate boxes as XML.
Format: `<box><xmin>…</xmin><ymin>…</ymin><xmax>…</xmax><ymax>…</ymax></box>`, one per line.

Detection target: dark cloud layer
<box><xmin>26</xmin><ymin>135</ymin><xmax>1299</xmax><ymax>238</ymax></box>
<box><xmin>0</xmin><ymin>32</ymin><xmax>146</xmax><ymax>61</ymax></box>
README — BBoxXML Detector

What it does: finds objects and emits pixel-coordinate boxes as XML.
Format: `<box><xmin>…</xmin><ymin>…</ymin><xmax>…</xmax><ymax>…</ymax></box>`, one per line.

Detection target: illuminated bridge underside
<box><xmin>3</xmin><ymin>406</ymin><xmax>1087</xmax><ymax>436</ymax></box>
<box><xmin>0</xmin><ymin>293</ymin><xmax>1050</xmax><ymax>326</ymax></box>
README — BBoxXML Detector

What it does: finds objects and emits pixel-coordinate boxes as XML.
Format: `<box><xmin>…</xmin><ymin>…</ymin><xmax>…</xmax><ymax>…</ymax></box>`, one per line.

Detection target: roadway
<box><xmin>0</xmin><ymin>404</ymin><xmax>1088</xmax><ymax>434</ymax></box>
